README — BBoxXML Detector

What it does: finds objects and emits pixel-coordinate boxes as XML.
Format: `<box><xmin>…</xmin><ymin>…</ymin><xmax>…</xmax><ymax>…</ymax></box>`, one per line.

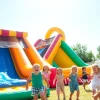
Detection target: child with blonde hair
<box><xmin>26</xmin><ymin>63</ymin><xmax>49</xmax><ymax>100</ymax></box>
<box><xmin>53</xmin><ymin>68</ymin><xmax>66</xmax><ymax>100</ymax></box>
<box><xmin>89</xmin><ymin>64</ymin><xmax>100</xmax><ymax>95</ymax></box>
<box><xmin>42</xmin><ymin>65</ymin><xmax>51</xmax><ymax>100</ymax></box>
<box><xmin>69</xmin><ymin>65</ymin><xmax>83</xmax><ymax>100</ymax></box>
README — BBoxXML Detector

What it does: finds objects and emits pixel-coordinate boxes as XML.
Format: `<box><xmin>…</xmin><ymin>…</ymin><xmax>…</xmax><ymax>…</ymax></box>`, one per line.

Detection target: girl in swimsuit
<box><xmin>53</xmin><ymin>68</ymin><xmax>66</xmax><ymax>100</ymax></box>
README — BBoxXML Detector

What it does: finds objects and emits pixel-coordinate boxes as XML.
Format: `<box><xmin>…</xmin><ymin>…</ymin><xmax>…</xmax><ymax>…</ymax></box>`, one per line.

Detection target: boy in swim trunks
<box><xmin>26</xmin><ymin>63</ymin><xmax>49</xmax><ymax>100</ymax></box>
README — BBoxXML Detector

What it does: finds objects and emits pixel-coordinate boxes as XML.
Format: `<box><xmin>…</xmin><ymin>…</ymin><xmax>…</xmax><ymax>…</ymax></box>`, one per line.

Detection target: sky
<box><xmin>0</xmin><ymin>0</ymin><xmax>100</xmax><ymax>55</ymax></box>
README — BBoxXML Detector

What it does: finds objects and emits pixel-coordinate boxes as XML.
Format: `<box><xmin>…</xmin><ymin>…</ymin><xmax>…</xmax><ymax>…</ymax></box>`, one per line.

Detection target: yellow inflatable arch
<box><xmin>45</xmin><ymin>27</ymin><xmax>65</xmax><ymax>41</ymax></box>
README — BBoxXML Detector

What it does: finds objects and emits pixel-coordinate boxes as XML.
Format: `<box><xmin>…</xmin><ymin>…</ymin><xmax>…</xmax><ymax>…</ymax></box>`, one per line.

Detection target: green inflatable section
<box><xmin>52</xmin><ymin>61</ymin><xmax>59</xmax><ymax>68</ymax></box>
<box><xmin>0</xmin><ymin>88</ymin><xmax>50</xmax><ymax>100</ymax></box>
<box><xmin>61</xmin><ymin>41</ymin><xmax>88</xmax><ymax>67</ymax></box>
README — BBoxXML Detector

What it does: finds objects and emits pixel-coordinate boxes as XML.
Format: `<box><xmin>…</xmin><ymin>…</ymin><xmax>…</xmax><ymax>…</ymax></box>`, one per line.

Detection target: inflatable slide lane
<box><xmin>35</xmin><ymin>27</ymin><xmax>90</xmax><ymax>69</ymax></box>
<box><xmin>0</xmin><ymin>29</ymin><xmax>50</xmax><ymax>100</ymax></box>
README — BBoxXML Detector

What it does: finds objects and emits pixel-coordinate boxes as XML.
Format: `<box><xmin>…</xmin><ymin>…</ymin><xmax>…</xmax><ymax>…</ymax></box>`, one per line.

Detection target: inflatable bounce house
<box><xmin>0</xmin><ymin>27</ymin><xmax>92</xmax><ymax>100</ymax></box>
<box><xmin>34</xmin><ymin>27</ymin><xmax>92</xmax><ymax>87</ymax></box>
<box><xmin>0</xmin><ymin>29</ymin><xmax>50</xmax><ymax>100</ymax></box>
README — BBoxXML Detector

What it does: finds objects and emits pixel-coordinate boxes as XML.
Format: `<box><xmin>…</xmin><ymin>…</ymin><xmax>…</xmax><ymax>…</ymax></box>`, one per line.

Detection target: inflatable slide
<box><xmin>34</xmin><ymin>27</ymin><xmax>92</xmax><ymax>87</ymax></box>
<box><xmin>0</xmin><ymin>29</ymin><xmax>50</xmax><ymax>100</ymax></box>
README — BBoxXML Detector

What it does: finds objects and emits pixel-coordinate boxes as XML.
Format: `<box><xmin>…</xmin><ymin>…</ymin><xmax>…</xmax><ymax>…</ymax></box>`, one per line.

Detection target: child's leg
<box><xmin>92</xmin><ymin>89</ymin><xmax>96</xmax><ymax>95</ymax></box>
<box><xmin>75</xmin><ymin>84</ymin><xmax>80</xmax><ymax>100</ymax></box>
<box><xmin>69</xmin><ymin>92</ymin><xmax>74</xmax><ymax>100</ymax></box>
<box><xmin>32</xmin><ymin>87</ymin><xmax>39</xmax><ymax>100</ymax></box>
<box><xmin>83</xmin><ymin>82</ymin><xmax>86</xmax><ymax>90</ymax></box>
<box><xmin>93</xmin><ymin>97</ymin><xmax>97</xmax><ymax>100</ymax></box>
<box><xmin>76</xmin><ymin>90</ymin><xmax>80</xmax><ymax>100</ymax></box>
<box><xmin>83</xmin><ymin>79</ymin><xmax>88</xmax><ymax>90</ymax></box>
<box><xmin>60</xmin><ymin>84</ymin><xmax>66</xmax><ymax>100</ymax></box>
<box><xmin>40</xmin><ymin>92</ymin><xmax>45</xmax><ymax>100</ymax></box>
<box><xmin>93</xmin><ymin>94</ymin><xmax>98</xmax><ymax>100</ymax></box>
<box><xmin>92</xmin><ymin>85</ymin><xmax>97</xmax><ymax>95</ymax></box>
<box><xmin>97</xmin><ymin>87</ymin><xmax>100</xmax><ymax>99</ymax></box>
<box><xmin>93</xmin><ymin>91</ymin><xmax>100</xmax><ymax>100</ymax></box>
<box><xmin>34</xmin><ymin>95</ymin><xmax>38</xmax><ymax>100</ymax></box>
<box><xmin>56</xmin><ymin>84</ymin><xmax>60</xmax><ymax>100</ymax></box>
<box><xmin>44</xmin><ymin>87</ymin><xmax>47</xmax><ymax>100</ymax></box>
<box><xmin>56</xmin><ymin>89</ymin><xmax>60</xmax><ymax>100</ymax></box>
<box><xmin>39</xmin><ymin>86</ymin><xmax>46</xmax><ymax>100</ymax></box>
<box><xmin>69</xmin><ymin>84</ymin><xmax>74</xmax><ymax>100</ymax></box>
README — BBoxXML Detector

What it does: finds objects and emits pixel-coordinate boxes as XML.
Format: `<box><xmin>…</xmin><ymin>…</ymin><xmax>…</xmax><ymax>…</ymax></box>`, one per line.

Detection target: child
<box><xmin>26</xmin><ymin>63</ymin><xmax>49</xmax><ymax>100</ymax></box>
<box><xmin>82</xmin><ymin>67</ymin><xmax>89</xmax><ymax>90</ymax></box>
<box><xmin>42</xmin><ymin>65</ymin><xmax>51</xmax><ymax>100</ymax></box>
<box><xmin>89</xmin><ymin>64</ymin><xmax>100</xmax><ymax>95</ymax></box>
<box><xmin>69</xmin><ymin>65</ymin><xmax>83</xmax><ymax>100</ymax></box>
<box><xmin>53</xmin><ymin>68</ymin><xmax>66</xmax><ymax>100</ymax></box>
<box><xmin>93</xmin><ymin>90</ymin><xmax>100</xmax><ymax>100</ymax></box>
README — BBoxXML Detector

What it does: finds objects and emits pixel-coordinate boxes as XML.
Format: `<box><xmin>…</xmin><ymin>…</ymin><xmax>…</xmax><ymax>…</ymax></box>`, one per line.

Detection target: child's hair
<box><xmin>56</xmin><ymin>68</ymin><xmax>63</xmax><ymax>74</ymax></box>
<box><xmin>92</xmin><ymin>64</ymin><xmax>100</xmax><ymax>72</ymax></box>
<box><xmin>42</xmin><ymin>64</ymin><xmax>50</xmax><ymax>72</ymax></box>
<box><xmin>82</xmin><ymin>67</ymin><xmax>86</xmax><ymax>71</ymax></box>
<box><xmin>71</xmin><ymin>65</ymin><xmax>77</xmax><ymax>71</ymax></box>
<box><xmin>32</xmin><ymin>63</ymin><xmax>40</xmax><ymax>68</ymax></box>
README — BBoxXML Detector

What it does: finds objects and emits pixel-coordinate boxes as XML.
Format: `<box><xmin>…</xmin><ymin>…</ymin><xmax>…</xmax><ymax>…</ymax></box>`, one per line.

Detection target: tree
<box><xmin>87</xmin><ymin>51</ymin><xmax>95</xmax><ymax>62</ymax></box>
<box><xmin>97</xmin><ymin>45</ymin><xmax>100</xmax><ymax>59</ymax></box>
<box><xmin>72</xmin><ymin>43</ymin><xmax>95</xmax><ymax>63</ymax></box>
<box><xmin>72</xmin><ymin>43</ymin><xmax>88</xmax><ymax>62</ymax></box>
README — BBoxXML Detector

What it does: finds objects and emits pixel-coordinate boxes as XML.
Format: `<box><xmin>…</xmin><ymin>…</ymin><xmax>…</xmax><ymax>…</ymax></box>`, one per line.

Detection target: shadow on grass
<box><xmin>50</xmin><ymin>88</ymin><xmax>56</xmax><ymax>91</ymax></box>
<box><xmin>85</xmin><ymin>89</ymin><xmax>92</xmax><ymax>92</ymax></box>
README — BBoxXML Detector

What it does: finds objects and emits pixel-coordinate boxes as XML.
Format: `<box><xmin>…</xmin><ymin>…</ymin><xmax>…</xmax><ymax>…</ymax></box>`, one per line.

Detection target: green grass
<box><xmin>39</xmin><ymin>85</ymin><xmax>93</xmax><ymax>100</ymax></box>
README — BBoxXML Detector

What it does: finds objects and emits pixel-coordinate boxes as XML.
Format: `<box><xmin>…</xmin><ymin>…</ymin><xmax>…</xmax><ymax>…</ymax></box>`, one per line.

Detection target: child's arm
<box><xmin>42</xmin><ymin>74</ymin><xmax>50</xmax><ymax>87</ymax></box>
<box><xmin>48</xmin><ymin>72</ymin><xmax>50</xmax><ymax>81</ymax></box>
<box><xmin>68</xmin><ymin>74</ymin><xmax>71</xmax><ymax>82</ymax></box>
<box><xmin>63</xmin><ymin>74</ymin><xmax>66</xmax><ymax>80</ymax></box>
<box><xmin>26</xmin><ymin>73</ymin><xmax>32</xmax><ymax>90</ymax></box>
<box><xmin>77</xmin><ymin>74</ymin><xmax>83</xmax><ymax>83</ymax></box>
<box><xmin>90</xmin><ymin>73</ymin><xmax>94</xmax><ymax>80</ymax></box>
<box><xmin>53</xmin><ymin>75</ymin><xmax>57</xmax><ymax>85</ymax></box>
<box><xmin>88</xmin><ymin>73</ymin><xmax>94</xmax><ymax>82</ymax></box>
<box><xmin>78</xmin><ymin>77</ymin><xmax>83</xmax><ymax>83</ymax></box>
<box><xmin>63</xmin><ymin>75</ymin><xmax>67</xmax><ymax>84</ymax></box>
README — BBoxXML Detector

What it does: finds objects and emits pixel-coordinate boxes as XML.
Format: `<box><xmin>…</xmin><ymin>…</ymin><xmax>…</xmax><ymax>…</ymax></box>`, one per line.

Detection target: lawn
<box><xmin>39</xmin><ymin>85</ymin><xmax>93</xmax><ymax>100</ymax></box>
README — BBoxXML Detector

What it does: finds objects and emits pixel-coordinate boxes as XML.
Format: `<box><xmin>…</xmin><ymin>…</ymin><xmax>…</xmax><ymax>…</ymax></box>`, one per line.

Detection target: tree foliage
<box><xmin>97</xmin><ymin>45</ymin><xmax>100</xmax><ymax>59</ymax></box>
<box><xmin>87</xmin><ymin>51</ymin><xmax>95</xmax><ymax>62</ymax></box>
<box><xmin>72</xmin><ymin>43</ymin><xmax>95</xmax><ymax>63</ymax></box>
